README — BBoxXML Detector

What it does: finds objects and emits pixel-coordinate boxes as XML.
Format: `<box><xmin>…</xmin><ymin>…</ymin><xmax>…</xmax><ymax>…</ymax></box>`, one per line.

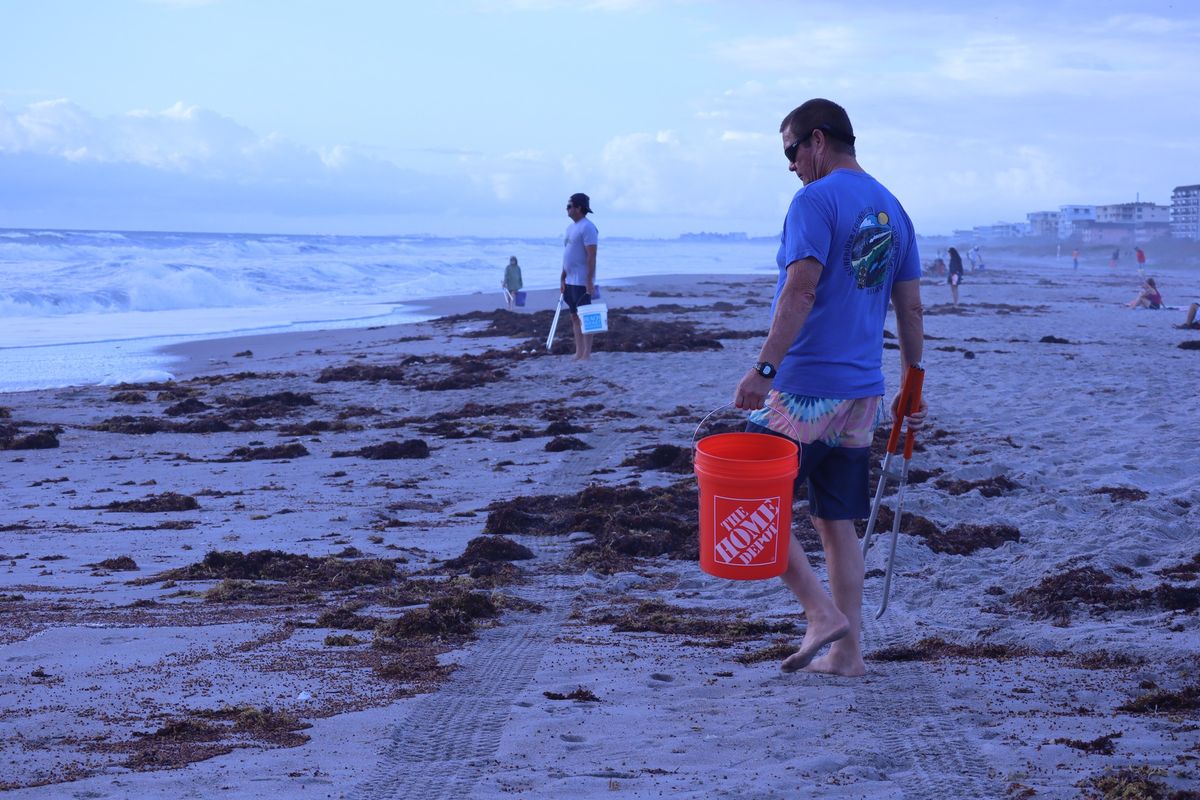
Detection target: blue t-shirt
<box><xmin>772</xmin><ymin>169</ymin><xmax>920</xmax><ymax>398</ymax></box>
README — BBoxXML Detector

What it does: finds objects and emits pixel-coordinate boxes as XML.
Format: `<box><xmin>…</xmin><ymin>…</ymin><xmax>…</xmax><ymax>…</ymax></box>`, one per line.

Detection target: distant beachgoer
<box><xmin>734</xmin><ymin>98</ymin><xmax>926</xmax><ymax>679</ymax></box>
<box><xmin>1135</xmin><ymin>246</ymin><xmax>1146</xmax><ymax>274</ymax></box>
<box><xmin>970</xmin><ymin>245</ymin><xmax>985</xmax><ymax>271</ymax></box>
<box><xmin>1072</xmin><ymin>248</ymin><xmax>1079</xmax><ymax>270</ymax></box>
<box><xmin>947</xmin><ymin>247</ymin><xmax>964</xmax><ymax>306</ymax></box>
<box><xmin>1181</xmin><ymin>302</ymin><xmax>1200</xmax><ymax>330</ymax></box>
<box><xmin>967</xmin><ymin>247</ymin><xmax>978</xmax><ymax>271</ymax></box>
<box><xmin>1110</xmin><ymin>248</ymin><xmax>1120</xmax><ymax>270</ymax></box>
<box><xmin>1127</xmin><ymin>277</ymin><xmax>1162</xmax><ymax>309</ymax></box>
<box><xmin>561</xmin><ymin>192</ymin><xmax>598</xmax><ymax>360</ymax></box>
<box><xmin>501</xmin><ymin>256</ymin><xmax>523</xmax><ymax>310</ymax></box>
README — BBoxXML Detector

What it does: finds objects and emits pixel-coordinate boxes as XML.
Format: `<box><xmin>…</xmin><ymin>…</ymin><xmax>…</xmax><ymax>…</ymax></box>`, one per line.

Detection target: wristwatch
<box><xmin>754</xmin><ymin>361</ymin><xmax>777</xmax><ymax>379</ymax></box>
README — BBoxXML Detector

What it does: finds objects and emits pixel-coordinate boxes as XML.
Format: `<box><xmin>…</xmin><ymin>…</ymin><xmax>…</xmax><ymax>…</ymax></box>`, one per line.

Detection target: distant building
<box><xmin>1091</xmin><ymin>202</ymin><xmax>1173</xmax><ymax>241</ymax></box>
<box><xmin>973</xmin><ymin>222</ymin><xmax>1025</xmax><ymax>240</ymax></box>
<box><xmin>1026</xmin><ymin>211</ymin><xmax>1060</xmax><ymax>237</ymax></box>
<box><xmin>1171</xmin><ymin>184</ymin><xmax>1200</xmax><ymax>240</ymax></box>
<box><xmin>1058</xmin><ymin>205</ymin><xmax>1096</xmax><ymax>239</ymax></box>
<box><xmin>1095</xmin><ymin>202</ymin><xmax>1170</xmax><ymax>224</ymax></box>
<box><xmin>1074</xmin><ymin>221</ymin><xmax>1135</xmax><ymax>246</ymax></box>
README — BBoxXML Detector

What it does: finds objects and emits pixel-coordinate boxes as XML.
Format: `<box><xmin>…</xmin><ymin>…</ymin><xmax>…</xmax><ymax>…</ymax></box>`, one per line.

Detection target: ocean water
<box><xmin>0</xmin><ymin>228</ymin><xmax>779</xmax><ymax>393</ymax></box>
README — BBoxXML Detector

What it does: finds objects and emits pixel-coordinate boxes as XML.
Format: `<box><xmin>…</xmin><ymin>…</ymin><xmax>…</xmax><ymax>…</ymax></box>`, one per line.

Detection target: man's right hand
<box><xmin>891</xmin><ymin>394</ymin><xmax>928</xmax><ymax>431</ymax></box>
<box><xmin>734</xmin><ymin>370</ymin><xmax>771</xmax><ymax>410</ymax></box>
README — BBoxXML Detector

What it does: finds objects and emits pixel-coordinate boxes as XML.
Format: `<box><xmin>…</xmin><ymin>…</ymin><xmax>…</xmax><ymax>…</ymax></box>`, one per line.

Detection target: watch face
<box><xmin>758</xmin><ymin>362</ymin><xmax>775</xmax><ymax>378</ymax></box>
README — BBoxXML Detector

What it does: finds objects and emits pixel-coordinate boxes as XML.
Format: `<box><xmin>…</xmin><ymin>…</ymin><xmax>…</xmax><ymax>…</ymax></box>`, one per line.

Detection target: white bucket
<box><xmin>577</xmin><ymin>302</ymin><xmax>608</xmax><ymax>334</ymax></box>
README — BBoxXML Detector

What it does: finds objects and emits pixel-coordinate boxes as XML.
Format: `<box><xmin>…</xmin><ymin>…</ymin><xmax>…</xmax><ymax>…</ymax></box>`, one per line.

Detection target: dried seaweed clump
<box><xmin>164</xmin><ymin>397</ymin><xmax>212</xmax><ymax>416</ymax></box>
<box><xmin>1052</xmin><ymin>732</ymin><xmax>1121</xmax><ymax>755</ymax></box>
<box><xmin>545</xmin><ymin>436</ymin><xmax>591</xmax><ymax>452</ymax></box>
<box><xmin>858</xmin><ymin>505</ymin><xmax>942</xmax><ymax>544</ymax></box>
<box><xmin>922</xmin><ymin>523</ymin><xmax>1021</xmax><ymax>556</ymax></box>
<box><xmin>536</xmin><ymin>312</ymin><xmax>724</xmax><ymax>355</ymax></box>
<box><xmin>1011</xmin><ymin>566</ymin><xmax>1200</xmax><ymax>622</ymax></box>
<box><xmin>1116</xmin><ymin>684</ymin><xmax>1200</xmax><ymax>714</ymax></box>
<box><xmin>226</xmin><ymin>443</ymin><xmax>309</xmax><ymax>461</ymax></box>
<box><xmin>106</xmin><ymin>492</ymin><xmax>200</xmax><ymax>513</ymax></box>
<box><xmin>316</xmin><ymin>363</ymin><xmax>407</xmax><ymax>383</ymax></box>
<box><xmin>1158</xmin><ymin>553</ymin><xmax>1200</xmax><ymax>582</ymax></box>
<box><xmin>1078</xmin><ymin>766</ymin><xmax>1194</xmax><ymax>800</ymax></box>
<box><xmin>544</xmin><ymin>687</ymin><xmax>600</xmax><ymax>702</ymax></box>
<box><xmin>442</xmin><ymin>535</ymin><xmax>534</xmax><ymax>570</ymax></box>
<box><xmin>868</xmin><ymin>636</ymin><xmax>1029</xmax><ymax>662</ymax></box>
<box><xmin>333</xmin><ymin>440</ymin><xmax>429</xmax><ymax>459</ymax></box>
<box><xmin>935</xmin><ymin>475</ymin><xmax>1021</xmax><ymax>497</ymax></box>
<box><xmin>88</xmin><ymin>556</ymin><xmax>139</xmax><ymax>571</ymax></box>
<box><xmin>374</xmin><ymin>591</ymin><xmax>499</xmax><ymax>642</ymax></box>
<box><xmin>483</xmin><ymin>481</ymin><xmax>700</xmax><ymax>572</ymax></box>
<box><xmin>146</xmin><ymin>549</ymin><xmax>397</xmax><ymax>590</ymax></box>
<box><xmin>215</xmin><ymin>391</ymin><xmax>317</xmax><ymax>419</ymax></box>
<box><xmin>594</xmin><ymin>599</ymin><xmax>795</xmax><ymax>641</ymax></box>
<box><xmin>621</xmin><ymin>444</ymin><xmax>693</xmax><ymax>473</ymax></box>
<box><xmin>121</xmin><ymin>705</ymin><xmax>311</xmax><ymax>771</ymax></box>
<box><xmin>376</xmin><ymin>649</ymin><xmax>456</xmax><ymax>683</ymax></box>
<box><xmin>416</xmin><ymin>354</ymin><xmax>509</xmax><ymax>392</ymax></box>
<box><xmin>197</xmin><ymin>705</ymin><xmax>312</xmax><ymax>746</ymax></box>
<box><xmin>0</xmin><ymin>425</ymin><xmax>60</xmax><ymax>450</ymax></box>
<box><xmin>90</xmin><ymin>415</ymin><xmax>236</xmax><ymax>434</ymax></box>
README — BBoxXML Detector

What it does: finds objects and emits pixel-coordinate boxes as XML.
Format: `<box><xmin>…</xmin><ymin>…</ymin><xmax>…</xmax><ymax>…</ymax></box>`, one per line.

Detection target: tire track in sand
<box><xmin>846</xmin><ymin>609</ymin><xmax>1004</xmax><ymax>799</ymax></box>
<box><xmin>353</xmin><ymin>378</ymin><xmax>628</xmax><ymax>800</ymax></box>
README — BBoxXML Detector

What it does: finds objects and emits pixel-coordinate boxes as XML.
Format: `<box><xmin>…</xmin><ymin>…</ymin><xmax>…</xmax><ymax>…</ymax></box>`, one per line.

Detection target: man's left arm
<box><xmin>585</xmin><ymin>245</ymin><xmax>597</xmax><ymax>295</ymax></box>
<box><xmin>890</xmin><ymin>277</ymin><xmax>927</xmax><ymax>427</ymax></box>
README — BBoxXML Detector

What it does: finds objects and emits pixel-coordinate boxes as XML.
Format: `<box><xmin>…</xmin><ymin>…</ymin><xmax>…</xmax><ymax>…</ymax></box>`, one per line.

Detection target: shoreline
<box><xmin>4</xmin><ymin>251</ymin><xmax>1197</xmax><ymax>396</ymax></box>
<box><xmin>157</xmin><ymin>273</ymin><xmax>757</xmax><ymax>382</ymax></box>
<box><xmin>1</xmin><ymin>264</ymin><xmax>1198</xmax><ymax>796</ymax></box>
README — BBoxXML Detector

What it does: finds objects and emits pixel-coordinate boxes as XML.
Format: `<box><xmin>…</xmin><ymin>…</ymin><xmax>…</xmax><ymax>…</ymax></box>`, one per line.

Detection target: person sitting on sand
<box><xmin>947</xmin><ymin>247</ymin><xmax>964</xmax><ymax>307</ymax></box>
<box><xmin>501</xmin><ymin>256</ymin><xmax>523</xmax><ymax>311</ymax></box>
<box><xmin>1127</xmin><ymin>277</ymin><xmax>1162</xmax><ymax>309</ymax></box>
<box><xmin>1180</xmin><ymin>302</ymin><xmax>1200</xmax><ymax>330</ymax></box>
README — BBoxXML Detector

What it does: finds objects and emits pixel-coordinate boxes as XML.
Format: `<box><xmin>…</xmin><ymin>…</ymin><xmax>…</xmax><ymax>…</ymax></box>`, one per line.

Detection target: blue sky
<box><xmin>2</xmin><ymin>0</ymin><xmax>1197</xmax><ymax>237</ymax></box>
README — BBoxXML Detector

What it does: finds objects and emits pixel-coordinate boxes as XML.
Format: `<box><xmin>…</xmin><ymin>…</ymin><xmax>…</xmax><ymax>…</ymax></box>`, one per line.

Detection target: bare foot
<box><xmin>780</xmin><ymin>619</ymin><xmax>850</xmax><ymax>674</ymax></box>
<box><xmin>801</xmin><ymin>652</ymin><xmax>866</xmax><ymax>678</ymax></box>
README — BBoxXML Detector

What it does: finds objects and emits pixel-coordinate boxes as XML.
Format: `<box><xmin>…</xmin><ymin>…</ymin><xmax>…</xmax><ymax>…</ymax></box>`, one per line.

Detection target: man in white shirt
<box><xmin>560</xmin><ymin>193</ymin><xmax>599</xmax><ymax>360</ymax></box>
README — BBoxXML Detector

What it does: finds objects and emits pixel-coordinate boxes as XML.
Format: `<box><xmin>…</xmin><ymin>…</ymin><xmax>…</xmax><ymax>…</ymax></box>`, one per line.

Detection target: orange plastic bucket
<box><xmin>694</xmin><ymin>430</ymin><xmax>798</xmax><ymax>580</ymax></box>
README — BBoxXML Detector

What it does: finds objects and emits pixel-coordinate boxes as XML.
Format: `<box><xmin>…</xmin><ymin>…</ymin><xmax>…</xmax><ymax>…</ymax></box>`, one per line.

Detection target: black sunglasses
<box><xmin>784</xmin><ymin>124</ymin><xmax>856</xmax><ymax>162</ymax></box>
<box><xmin>566</xmin><ymin>203</ymin><xmax>576</xmax><ymax>209</ymax></box>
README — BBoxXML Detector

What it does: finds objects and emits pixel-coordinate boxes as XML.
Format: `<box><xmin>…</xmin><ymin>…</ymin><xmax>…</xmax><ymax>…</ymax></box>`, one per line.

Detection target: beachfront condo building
<box><xmin>1027</xmin><ymin>211</ymin><xmax>1060</xmax><ymax>238</ymax></box>
<box><xmin>1057</xmin><ymin>205</ymin><xmax>1096</xmax><ymax>239</ymax></box>
<box><xmin>1095</xmin><ymin>202</ymin><xmax>1171</xmax><ymax>225</ymax></box>
<box><xmin>1171</xmin><ymin>184</ymin><xmax>1200</xmax><ymax>240</ymax></box>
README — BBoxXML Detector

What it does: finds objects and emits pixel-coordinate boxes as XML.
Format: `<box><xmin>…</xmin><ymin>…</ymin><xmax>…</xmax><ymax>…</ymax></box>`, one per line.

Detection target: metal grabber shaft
<box><xmin>863</xmin><ymin>364</ymin><xmax>925</xmax><ymax>618</ymax></box>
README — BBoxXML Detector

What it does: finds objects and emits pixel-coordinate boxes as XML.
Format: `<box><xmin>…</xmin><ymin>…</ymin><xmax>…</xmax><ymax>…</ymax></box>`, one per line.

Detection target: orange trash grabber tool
<box><xmin>861</xmin><ymin>363</ymin><xmax>925</xmax><ymax>619</ymax></box>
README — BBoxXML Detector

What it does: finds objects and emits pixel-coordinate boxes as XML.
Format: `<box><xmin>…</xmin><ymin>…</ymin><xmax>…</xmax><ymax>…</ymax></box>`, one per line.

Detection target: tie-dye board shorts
<box><xmin>746</xmin><ymin>391</ymin><xmax>883</xmax><ymax>520</ymax></box>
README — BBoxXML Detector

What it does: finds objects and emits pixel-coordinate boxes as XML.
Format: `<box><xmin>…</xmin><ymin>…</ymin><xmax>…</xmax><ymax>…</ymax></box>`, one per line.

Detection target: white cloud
<box><xmin>720</xmin><ymin>130</ymin><xmax>768</xmax><ymax>143</ymax></box>
<box><xmin>0</xmin><ymin>98</ymin><xmax>483</xmax><ymax>228</ymax></box>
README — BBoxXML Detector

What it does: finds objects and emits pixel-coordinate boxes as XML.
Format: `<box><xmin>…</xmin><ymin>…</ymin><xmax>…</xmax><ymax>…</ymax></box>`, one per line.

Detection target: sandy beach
<box><xmin>1</xmin><ymin>260</ymin><xmax>1199</xmax><ymax>799</ymax></box>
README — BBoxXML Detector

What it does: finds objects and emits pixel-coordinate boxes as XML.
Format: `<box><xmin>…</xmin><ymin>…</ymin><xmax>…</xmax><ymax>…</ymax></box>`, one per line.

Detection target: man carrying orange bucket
<box><xmin>730</xmin><ymin>98</ymin><xmax>926</xmax><ymax>678</ymax></box>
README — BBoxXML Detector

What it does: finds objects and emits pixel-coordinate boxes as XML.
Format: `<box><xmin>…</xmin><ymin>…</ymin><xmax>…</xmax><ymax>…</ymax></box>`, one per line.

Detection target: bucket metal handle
<box><xmin>692</xmin><ymin>402</ymin><xmax>802</xmax><ymax>447</ymax></box>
